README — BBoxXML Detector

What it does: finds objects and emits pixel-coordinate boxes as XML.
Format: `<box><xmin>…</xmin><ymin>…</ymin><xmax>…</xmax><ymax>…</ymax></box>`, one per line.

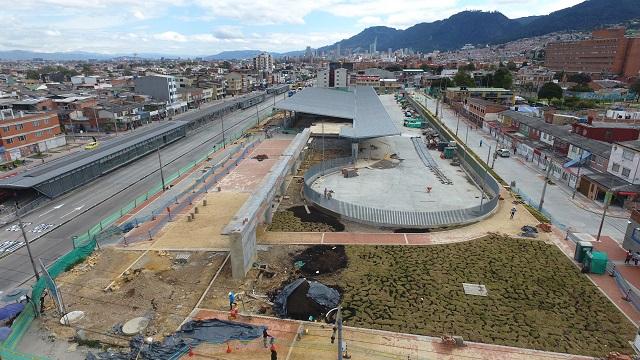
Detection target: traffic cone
<box><xmin>226</xmin><ymin>342</ymin><xmax>232</xmax><ymax>353</ymax></box>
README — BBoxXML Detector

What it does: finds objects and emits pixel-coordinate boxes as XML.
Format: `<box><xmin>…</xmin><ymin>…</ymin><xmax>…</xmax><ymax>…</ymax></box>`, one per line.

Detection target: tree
<box><xmin>453</xmin><ymin>70</ymin><xmax>475</xmax><ymax>87</ymax></box>
<box><xmin>463</xmin><ymin>63</ymin><xmax>475</xmax><ymax>71</ymax></box>
<box><xmin>538</xmin><ymin>82</ymin><xmax>563</xmax><ymax>99</ymax></box>
<box><xmin>630</xmin><ymin>79</ymin><xmax>640</xmax><ymax>102</ymax></box>
<box><xmin>553</xmin><ymin>71</ymin><xmax>565</xmax><ymax>81</ymax></box>
<box><xmin>82</xmin><ymin>64</ymin><xmax>94</xmax><ymax>76</ymax></box>
<box><xmin>569</xmin><ymin>83</ymin><xmax>593</xmax><ymax>92</ymax></box>
<box><xmin>506</xmin><ymin>61</ymin><xmax>518</xmax><ymax>71</ymax></box>
<box><xmin>26</xmin><ymin>70</ymin><xmax>40</xmax><ymax>80</ymax></box>
<box><xmin>420</xmin><ymin>64</ymin><xmax>429</xmax><ymax>72</ymax></box>
<box><xmin>568</xmin><ymin>72</ymin><xmax>591</xmax><ymax>85</ymax></box>
<box><xmin>492</xmin><ymin>68</ymin><xmax>513</xmax><ymax>89</ymax></box>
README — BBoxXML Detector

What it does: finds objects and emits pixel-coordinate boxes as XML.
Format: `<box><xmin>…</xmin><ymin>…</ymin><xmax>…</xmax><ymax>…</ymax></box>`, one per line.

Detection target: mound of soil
<box><xmin>289</xmin><ymin>206</ymin><xmax>345</xmax><ymax>231</ymax></box>
<box><xmin>293</xmin><ymin>245</ymin><xmax>347</xmax><ymax>275</ymax></box>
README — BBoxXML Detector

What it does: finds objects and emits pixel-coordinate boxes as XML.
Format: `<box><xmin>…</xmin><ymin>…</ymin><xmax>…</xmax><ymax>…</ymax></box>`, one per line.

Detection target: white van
<box><xmin>496</xmin><ymin>148</ymin><xmax>511</xmax><ymax>158</ymax></box>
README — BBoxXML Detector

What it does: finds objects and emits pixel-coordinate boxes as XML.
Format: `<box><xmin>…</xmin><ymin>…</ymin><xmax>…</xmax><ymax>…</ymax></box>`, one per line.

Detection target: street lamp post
<box><xmin>596</xmin><ymin>191</ymin><xmax>613</xmax><ymax>241</ymax></box>
<box><xmin>157</xmin><ymin>147</ymin><xmax>165</xmax><ymax>191</ymax></box>
<box><xmin>15</xmin><ymin>202</ymin><xmax>40</xmax><ymax>280</ymax></box>
<box><xmin>220</xmin><ymin>112</ymin><xmax>226</xmax><ymax>149</ymax></box>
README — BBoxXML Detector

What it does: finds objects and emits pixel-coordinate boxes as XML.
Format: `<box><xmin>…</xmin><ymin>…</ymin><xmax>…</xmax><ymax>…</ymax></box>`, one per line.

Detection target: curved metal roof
<box><xmin>276</xmin><ymin>86</ymin><xmax>400</xmax><ymax>140</ymax></box>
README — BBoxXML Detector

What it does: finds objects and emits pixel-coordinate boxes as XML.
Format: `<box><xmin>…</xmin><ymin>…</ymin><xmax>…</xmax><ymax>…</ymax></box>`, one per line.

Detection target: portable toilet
<box><xmin>584</xmin><ymin>251</ymin><xmax>608</xmax><ymax>275</ymax></box>
<box><xmin>574</xmin><ymin>241</ymin><xmax>593</xmax><ymax>263</ymax></box>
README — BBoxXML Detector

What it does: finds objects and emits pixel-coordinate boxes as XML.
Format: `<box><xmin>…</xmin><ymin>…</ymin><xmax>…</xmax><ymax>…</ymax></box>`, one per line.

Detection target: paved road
<box><xmin>0</xmin><ymin>94</ymin><xmax>284</xmax><ymax>292</ymax></box>
<box><xmin>412</xmin><ymin>92</ymin><xmax>628</xmax><ymax>241</ymax></box>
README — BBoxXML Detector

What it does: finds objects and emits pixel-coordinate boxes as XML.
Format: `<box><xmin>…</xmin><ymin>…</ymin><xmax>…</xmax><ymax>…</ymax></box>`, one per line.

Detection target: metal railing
<box><xmin>303</xmin><ymin>157</ymin><xmax>499</xmax><ymax>228</ymax></box>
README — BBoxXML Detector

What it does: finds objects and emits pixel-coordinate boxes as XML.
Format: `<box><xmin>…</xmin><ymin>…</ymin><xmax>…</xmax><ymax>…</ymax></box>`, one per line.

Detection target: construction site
<box><xmin>4</xmin><ymin>88</ymin><xmax>638</xmax><ymax>360</ymax></box>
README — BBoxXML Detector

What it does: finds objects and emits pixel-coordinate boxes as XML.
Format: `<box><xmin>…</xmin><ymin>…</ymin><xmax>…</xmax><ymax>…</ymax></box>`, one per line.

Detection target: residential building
<box><xmin>133</xmin><ymin>74</ymin><xmax>178</xmax><ymax>104</ymax></box>
<box><xmin>607</xmin><ymin>141</ymin><xmax>640</xmax><ymax>184</ymax></box>
<box><xmin>317</xmin><ymin>69</ymin><xmax>330</xmax><ymax>88</ymax></box>
<box><xmin>253</xmin><ymin>53</ymin><xmax>273</xmax><ymax>72</ymax></box>
<box><xmin>571</xmin><ymin>122</ymin><xmax>640</xmax><ymax>143</ymax></box>
<box><xmin>444</xmin><ymin>87</ymin><xmax>514</xmax><ymax>105</ymax></box>
<box><xmin>352</xmin><ymin>75</ymin><xmax>380</xmax><ymax>87</ymax></box>
<box><xmin>514</xmin><ymin>67</ymin><xmax>555</xmax><ymax>91</ymax></box>
<box><xmin>225</xmin><ymin>72</ymin><xmax>245</xmax><ymax>95</ymax></box>
<box><xmin>334</xmin><ymin>68</ymin><xmax>348</xmax><ymax>87</ymax></box>
<box><xmin>461</xmin><ymin>97</ymin><xmax>508</xmax><ymax>128</ymax></box>
<box><xmin>545</xmin><ymin>28</ymin><xmax>640</xmax><ymax>78</ymax></box>
<box><xmin>0</xmin><ymin>110</ymin><xmax>65</xmax><ymax>161</ymax></box>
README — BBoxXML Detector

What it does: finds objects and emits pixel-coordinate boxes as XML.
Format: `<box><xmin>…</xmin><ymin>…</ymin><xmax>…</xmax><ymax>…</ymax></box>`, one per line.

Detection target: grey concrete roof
<box><xmin>501</xmin><ymin>110</ymin><xmax>612</xmax><ymax>158</ymax></box>
<box><xmin>276</xmin><ymin>86</ymin><xmax>399</xmax><ymax>140</ymax></box>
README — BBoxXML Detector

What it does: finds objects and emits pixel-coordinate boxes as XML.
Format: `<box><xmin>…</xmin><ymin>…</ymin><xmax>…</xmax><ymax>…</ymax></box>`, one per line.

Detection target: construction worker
<box><xmin>263</xmin><ymin>328</ymin><xmax>270</xmax><ymax>348</ymax></box>
<box><xmin>228</xmin><ymin>291</ymin><xmax>236</xmax><ymax>310</ymax></box>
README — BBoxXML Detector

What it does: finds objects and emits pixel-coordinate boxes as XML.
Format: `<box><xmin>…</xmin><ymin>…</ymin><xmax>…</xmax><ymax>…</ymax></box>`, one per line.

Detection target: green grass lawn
<box><xmin>334</xmin><ymin>235</ymin><xmax>635</xmax><ymax>357</ymax></box>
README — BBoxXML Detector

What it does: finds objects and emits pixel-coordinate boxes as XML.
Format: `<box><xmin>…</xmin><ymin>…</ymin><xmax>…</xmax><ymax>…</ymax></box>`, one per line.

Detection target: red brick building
<box><xmin>571</xmin><ymin>121</ymin><xmax>640</xmax><ymax>143</ymax></box>
<box><xmin>545</xmin><ymin>28</ymin><xmax>640</xmax><ymax>79</ymax></box>
<box><xmin>0</xmin><ymin>111</ymin><xmax>65</xmax><ymax>162</ymax></box>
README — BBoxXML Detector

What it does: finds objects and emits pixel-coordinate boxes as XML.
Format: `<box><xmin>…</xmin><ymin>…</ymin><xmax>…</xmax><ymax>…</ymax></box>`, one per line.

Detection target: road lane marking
<box><xmin>39</xmin><ymin>204</ymin><xmax>64</xmax><ymax>217</ymax></box>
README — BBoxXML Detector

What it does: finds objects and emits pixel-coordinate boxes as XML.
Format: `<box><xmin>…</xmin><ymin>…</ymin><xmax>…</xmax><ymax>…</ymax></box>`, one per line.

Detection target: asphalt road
<box><xmin>0</xmin><ymin>93</ymin><xmax>285</xmax><ymax>292</ymax></box>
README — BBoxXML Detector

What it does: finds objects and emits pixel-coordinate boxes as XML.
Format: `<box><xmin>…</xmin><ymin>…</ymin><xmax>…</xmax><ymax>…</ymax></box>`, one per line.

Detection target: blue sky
<box><xmin>0</xmin><ymin>0</ymin><xmax>584</xmax><ymax>56</ymax></box>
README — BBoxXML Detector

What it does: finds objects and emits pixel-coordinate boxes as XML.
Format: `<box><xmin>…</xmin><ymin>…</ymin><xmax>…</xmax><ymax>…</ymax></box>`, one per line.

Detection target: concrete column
<box><xmin>351</xmin><ymin>141</ymin><xmax>359</xmax><ymax>162</ymax></box>
<box><xmin>229</xmin><ymin>222</ymin><xmax>257</xmax><ymax>279</ymax></box>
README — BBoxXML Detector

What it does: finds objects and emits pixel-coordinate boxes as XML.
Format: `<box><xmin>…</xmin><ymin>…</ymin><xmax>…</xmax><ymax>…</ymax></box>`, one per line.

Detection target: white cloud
<box><xmin>153</xmin><ymin>31</ymin><xmax>188</xmax><ymax>42</ymax></box>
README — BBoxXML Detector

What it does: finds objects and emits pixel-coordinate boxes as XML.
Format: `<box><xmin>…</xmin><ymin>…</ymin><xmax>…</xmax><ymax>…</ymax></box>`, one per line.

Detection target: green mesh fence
<box><xmin>0</xmin><ymin>124</ymin><xmax>258</xmax><ymax>359</ymax></box>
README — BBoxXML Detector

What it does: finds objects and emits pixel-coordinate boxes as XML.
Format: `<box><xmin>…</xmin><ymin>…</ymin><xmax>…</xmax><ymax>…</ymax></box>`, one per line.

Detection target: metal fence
<box><xmin>303</xmin><ymin>157</ymin><xmax>499</xmax><ymax>228</ymax></box>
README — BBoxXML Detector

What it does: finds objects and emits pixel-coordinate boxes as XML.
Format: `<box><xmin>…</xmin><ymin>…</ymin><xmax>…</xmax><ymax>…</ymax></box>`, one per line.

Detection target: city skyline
<box><xmin>0</xmin><ymin>0</ymin><xmax>584</xmax><ymax>56</ymax></box>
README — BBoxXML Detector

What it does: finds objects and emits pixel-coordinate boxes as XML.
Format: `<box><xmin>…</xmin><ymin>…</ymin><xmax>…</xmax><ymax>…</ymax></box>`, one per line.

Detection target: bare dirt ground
<box><xmin>199</xmin><ymin>245</ymin><xmax>307</xmax><ymax>314</ymax></box>
<box><xmin>38</xmin><ymin>248</ymin><xmax>225</xmax><ymax>349</ymax></box>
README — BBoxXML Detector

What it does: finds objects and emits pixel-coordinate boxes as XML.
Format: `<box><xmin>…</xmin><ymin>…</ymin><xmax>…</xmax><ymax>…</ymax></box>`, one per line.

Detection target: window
<box><xmin>15</xmin><ymin>123</ymin><xmax>23</xmax><ymax>130</ymax></box>
<box><xmin>35</xmin><ymin>131</ymin><xmax>43</xmax><ymax>137</ymax></box>
<box><xmin>622</xmin><ymin>149</ymin><xmax>635</xmax><ymax>161</ymax></box>
<box><xmin>17</xmin><ymin>135</ymin><xmax>26</xmax><ymax>141</ymax></box>
<box><xmin>47</xmin><ymin>129</ymin><xmax>53</xmax><ymax>135</ymax></box>
<box><xmin>32</xmin><ymin>121</ymin><xmax>40</xmax><ymax>127</ymax></box>
<box><xmin>1</xmin><ymin>126</ymin><xmax>9</xmax><ymax>132</ymax></box>
<box><xmin>44</xmin><ymin>118</ymin><xmax>49</xmax><ymax>124</ymax></box>
<box><xmin>612</xmin><ymin>163</ymin><xmax>620</xmax><ymax>172</ymax></box>
<box><xmin>622</xmin><ymin>167</ymin><xmax>631</xmax><ymax>178</ymax></box>
<box><xmin>5</xmin><ymin>138</ymin><xmax>13</xmax><ymax>144</ymax></box>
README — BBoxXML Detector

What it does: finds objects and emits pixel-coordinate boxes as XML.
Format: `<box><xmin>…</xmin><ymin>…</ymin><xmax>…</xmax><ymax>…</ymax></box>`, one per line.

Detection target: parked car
<box><xmin>496</xmin><ymin>148</ymin><xmax>511</xmax><ymax>157</ymax></box>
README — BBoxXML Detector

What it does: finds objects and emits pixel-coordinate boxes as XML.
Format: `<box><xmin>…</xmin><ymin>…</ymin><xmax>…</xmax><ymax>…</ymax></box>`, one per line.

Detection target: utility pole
<box><xmin>336</xmin><ymin>306</ymin><xmax>343</xmax><ymax>360</ymax></box>
<box><xmin>455</xmin><ymin>112</ymin><xmax>460</xmax><ymax>136</ymax></box>
<box><xmin>157</xmin><ymin>147</ymin><xmax>166</xmax><ymax>191</ymax></box>
<box><xmin>220</xmin><ymin>112</ymin><xmax>226</xmax><ymax>149</ymax></box>
<box><xmin>256</xmin><ymin>103</ymin><xmax>260</xmax><ymax>126</ymax></box>
<box><xmin>571</xmin><ymin>163</ymin><xmax>583</xmax><ymax>199</ymax></box>
<box><xmin>538</xmin><ymin>160</ymin><xmax>553</xmax><ymax>212</ymax></box>
<box><xmin>596</xmin><ymin>191</ymin><xmax>612</xmax><ymax>241</ymax></box>
<box><xmin>321</xmin><ymin>122</ymin><xmax>326</xmax><ymax>176</ymax></box>
<box><xmin>480</xmin><ymin>145</ymin><xmax>491</xmax><ymax>210</ymax></box>
<box><xmin>15</xmin><ymin>202</ymin><xmax>39</xmax><ymax>280</ymax></box>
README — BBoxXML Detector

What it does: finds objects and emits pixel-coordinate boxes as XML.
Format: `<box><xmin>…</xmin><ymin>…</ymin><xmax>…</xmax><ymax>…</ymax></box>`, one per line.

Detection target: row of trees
<box><xmin>450</xmin><ymin>67</ymin><xmax>513</xmax><ymax>89</ymax></box>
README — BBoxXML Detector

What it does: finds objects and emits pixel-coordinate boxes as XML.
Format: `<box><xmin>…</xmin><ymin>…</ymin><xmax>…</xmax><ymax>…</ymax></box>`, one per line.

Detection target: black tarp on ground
<box><xmin>273</xmin><ymin>278</ymin><xmax>340</xmax><ymax>320</ymax></box>
<box><xmin>87</xmin><ymin>319</ymin><xmax>264</xmax><ymax>360</ymax></box>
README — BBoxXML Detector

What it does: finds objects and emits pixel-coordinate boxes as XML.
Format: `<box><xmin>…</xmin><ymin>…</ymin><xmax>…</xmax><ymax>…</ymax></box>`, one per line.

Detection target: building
<box><xmin>444</xmin><ymin>87</ymin><xmax>514</xmax><ymax>105</ymax></box>
<box><xmin>514</xmin><ymin>67</ymin><xmax>555</xmax><ymax>91</ymax></box>
<box><xmin>0</xmin><ymin>110</ymin><xmax>65</xmax><ymax>161</ymax></box>
<box><xmin>334</xmin><ymin>68</ymin><xmax>348</xmax><ymax>87</ymax></box>
<box><xmin>463</xmin><ymin>98</ymin><xmax>508</xmax><ymax>127</ymax></box>
<box><xmin>225</xmin><ymin>72</ymin><xmax>245</xmax><ymax>95</ymax></box>
<box><xmin>253</xmin><ymin>53</ymin><xmax>273</xmax><ymax>72</ymax></box>
<box><xmin>352</xmin><ymin>75</ymin><xmax>380</xmax><ymax>87</ymax></box>
<box><xmin>545</xmin><ymin>28</ymin><xmax>640</xmax><ymax>78</ymax></box>
<box><xmin>317</xmin><ymin>69</ymin><xmax>329</xmax><ymax>88</ymax></box>
<box><xmin>571</xmin><ymin>122</ymin><xmax>640</xmax><ymax>143</ymax></box>
<box><xmin>607</xmin><ymin>141</ymin><xmax>640</xmax><ymax>184</ymax></box>
<box><xmin>133</xmin><ymin>75</ymin><xmax>178</xmax><ymax>104</ymax></box>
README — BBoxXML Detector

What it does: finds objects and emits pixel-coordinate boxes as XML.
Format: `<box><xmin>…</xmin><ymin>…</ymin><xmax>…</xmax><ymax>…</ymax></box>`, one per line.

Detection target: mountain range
<box><xmin>0</xmin><ymin>0</ymin><xmax>638</xmax><ymax>61</ymax></box>
<box><xmin>320</xmin><ymin>0</ymin><xmax>640</xmax><ymax>53</ymax></box>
